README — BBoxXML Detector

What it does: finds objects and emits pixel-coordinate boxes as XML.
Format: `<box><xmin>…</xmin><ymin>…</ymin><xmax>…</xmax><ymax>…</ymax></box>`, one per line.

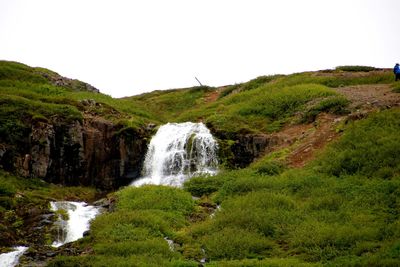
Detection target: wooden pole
<box><xmin>195</xmin><ymin>77</ymin><xmax>203</xmax><ymax>86</ymax></box>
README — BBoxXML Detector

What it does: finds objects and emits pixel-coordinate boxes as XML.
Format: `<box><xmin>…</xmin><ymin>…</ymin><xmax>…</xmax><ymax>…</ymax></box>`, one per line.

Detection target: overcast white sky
<box><xmin>1</xmin><ymin>0</ymin><xmax>399</xmax><ymax>97</ymax></box>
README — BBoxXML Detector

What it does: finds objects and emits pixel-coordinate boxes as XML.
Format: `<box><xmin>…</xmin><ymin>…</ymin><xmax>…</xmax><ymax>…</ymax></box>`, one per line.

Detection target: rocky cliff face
<box><xmin>212</xmin><ymin>130</ymin><xmax>282</xmax><ymax>168</ymax></box>
<box><xmin>0</xmin><ymin>116</ymin><xmax>282</xmax><ymax>191</ymax></box>
<box><xmin>0</xmin><ymin>116</ymin><xmax>148</xmax><ymax>191</ymax></box>
<box><xmin>230</xmin><ymin>134</ymin><xmax>280</xmax><ymax>167</ymax></box>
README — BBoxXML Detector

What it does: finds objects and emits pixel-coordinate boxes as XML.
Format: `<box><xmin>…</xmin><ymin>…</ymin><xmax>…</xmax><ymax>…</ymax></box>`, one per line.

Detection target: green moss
<box><xmin>3</xmin><ymin>60</ymin><xmax>400</xmax><ymax>266</ymax></box>
<box><xmin>392</xmin><ymin>83</ymin><xmax>400</xmax><ymax>93</ymax></box>
<box><xmin>313</xmin><ymin>109</ymin><xmax>400</xmax><ymax>178</ymax></box>
<box><xmin>301</xmin><ymin>95</ymin><xmax>350</xmax><ymax>123</ymax></box>
<box><xmin>335</xmin><ymin>65</ymin><xmax>377</xmax><ymax>72</ymax></box>
<box><xmin>116</xmin><ymin>185</ymin><xmax>195</xmax><ymax>216</ymax></box>
<box><xmin>202</xmin><ymin>227</ymin><xmax>274</xmax><ymax>260</ymax></box>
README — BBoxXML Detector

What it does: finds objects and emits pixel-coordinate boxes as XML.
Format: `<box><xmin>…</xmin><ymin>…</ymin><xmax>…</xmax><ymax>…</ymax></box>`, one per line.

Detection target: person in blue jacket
<box><xmin>394</xmin><ymin>63</ymin><xmax>400</xmax><ymax>81</ymax></box>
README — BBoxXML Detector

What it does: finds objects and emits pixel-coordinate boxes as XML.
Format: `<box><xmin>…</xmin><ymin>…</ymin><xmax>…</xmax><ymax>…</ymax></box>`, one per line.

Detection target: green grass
<box><xmin>313</xmin><ymin>109</ymin><xmax>400</xmax><ymax>178</ymax></box>
<box><xmin>335</xmin><ymin>65</ymin><xmax>377</xmax><ymax>72</ymax></box>
<box><xmin>124</xmin><ymin>86</ymin><xmax>213</xmax><ymax>122</ymax></box>
<box><xmin>392</xmin><ymin>82</ymin><xmax>400</xmax><ymax>93</ymax></box>
<box><xmin>0</xmin><ymin>170</ymin><xmax>98</xmax><ymax>250</ymax></box>
<box><xmin>218</xmin><ymin>74</ymin><xmax>284</xmax><ymax>98</ymax></box>
<box><xmin>48</xmin><ymin>110</ymin><xmax>400</xmax><ymax>266</ymax></box>
<box><xmin>49</xmin><ymin>186</ymin><xmax>198</xmax><ymax>266</ymax></box>
<box><xmin>0</xmin><ymin>60</ymin><xmax>158</xmax><ymax>135</ymax></box>
<box><xmin>116</xmin><ymin>185</ymin><xmax>195</xmax><ymax>215</ymax></box>
<box><xmin>128</xmin><ymin>68</ymin><xmax>390</xmax><ymax>134</ymax></box>
<box><xmin>178</xmin><ymin>109</ymin><xmax>400</xmax><ymax>265</ymax></box>
<box><xmin>1</xmin><ymin>61</ymin><xmax>393</xmax><ymax>138</ymax></box>
<box><xmin>176</xmin><ymin>83</ymin><xmax>341</xmax><ymax>134</ymax></box>
<box><xmin>301</xmin><ymin>95</ymin><xmax>350</xmax><ymax>123</ymax></box>
<box><xmin>2</xmin><ymin>61</ymin><xmax>400</xmax><ymax>265</ymax></box>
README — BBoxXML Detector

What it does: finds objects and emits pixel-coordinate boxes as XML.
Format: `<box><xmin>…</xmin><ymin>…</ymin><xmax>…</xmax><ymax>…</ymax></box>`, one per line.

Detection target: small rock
<box><xmin>46</xmin><ymin>251</ymin><xmax>56</xmax><ymax>257</ymax></box>
<box><xmin>146</xmin><ymin>123</ymin><xmax>157</xmax><ymax>130</ymax></box>
<box><xmin>83</xmin><ymin>230</ymin><xmax>91</xmax><ymax>237</ymax></box>
<box><xmin>93</xmin><ymin>198</ymin><xmax>110</xmax><ymax>208</ymax></box>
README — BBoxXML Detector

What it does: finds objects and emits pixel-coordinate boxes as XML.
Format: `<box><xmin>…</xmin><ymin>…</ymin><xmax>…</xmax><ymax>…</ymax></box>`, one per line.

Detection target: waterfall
<box><xmin>50</xmin><ymin>201</ymin><xmax>101</xmax><ymax>247</ymax></box>
<box><xmin>0</xmin><ymin>246</ymin><xmax>28</xmax><ymax>267</ymax></box>
<box><xmin>132</xmin><ymin>122</ymin><xmax>218</xmax><ymax>187</ymax></box>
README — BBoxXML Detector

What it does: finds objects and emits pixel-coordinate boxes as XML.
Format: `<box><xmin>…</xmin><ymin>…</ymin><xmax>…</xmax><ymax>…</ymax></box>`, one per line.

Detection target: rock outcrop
<box><xmin>0</xmin><ymin>117</ymin><xmax>148</xmax><ymax>191</ymax></box>
<box><xmin>230</xmin><ymin>134</ymin><xmax>280</xmax><ymax>167</ymax></box>
<box><xmin>212</xmin><ymin>130</ymin><xmax>281</xmax><ymax>168</ymax></box>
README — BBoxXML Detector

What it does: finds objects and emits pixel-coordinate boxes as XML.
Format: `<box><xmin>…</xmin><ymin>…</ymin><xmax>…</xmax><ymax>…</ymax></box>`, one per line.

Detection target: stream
<box><xmin>1</xmin><ymin>122</ymin><xmax>218</xmax><ymax>266</ymax></box>
<box><xmin>51</xmin><ymin>201</ymin><xmax>102</xmax><ymax>247</ymax></box>
<box><xmin>0</xmin><ymin>246</ymin><xmax>28</xmax><ymax>267</ymax></box>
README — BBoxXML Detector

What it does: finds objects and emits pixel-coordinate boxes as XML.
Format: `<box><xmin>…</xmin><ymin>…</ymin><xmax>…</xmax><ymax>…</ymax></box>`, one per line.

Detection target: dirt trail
<box><xmin>204</xmin><ymin>87</ymin><xmax>225</xmax><ymax>103</ymax></box>
<box><xmin>203</xmin><ymin>83</ymin><xmax>400</xmax><ymax>168</ymax></box>
<box><xmin>334</xmin><ymin>84</ymin><xmax>400</xmax><ymax>110</ymax></box>
<box><xmin>270</xmin><ymin>84</ymin><xmax>400</xmax><ymax>168</ymax></box>
<box><xmin>270</xmin><ymin>113</ymin><xmax>342</xmax><ymax>168</ymax></box>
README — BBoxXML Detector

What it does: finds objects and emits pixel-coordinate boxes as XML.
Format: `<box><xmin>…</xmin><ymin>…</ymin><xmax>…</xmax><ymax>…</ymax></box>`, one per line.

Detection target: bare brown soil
<box><xmin>270</xmin><ymin>84</ymin><xmax>400</xmax><ymax>168</ymax></box>
<box><xmin>203</xmin><ymin>82</ymin><xmax>400</xmax><ymax>168</ymax></box>
<box><xmin>204</xmin><ymin>87</ymin><xmax>224</xmax><ymax>103</ymax></box>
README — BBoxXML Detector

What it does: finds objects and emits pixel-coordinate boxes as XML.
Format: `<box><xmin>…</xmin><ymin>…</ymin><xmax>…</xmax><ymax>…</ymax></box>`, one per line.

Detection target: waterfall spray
<box><xmin>132</xmin><ymin>122</ymin><xmax>218</xmax><ymax>187</ymax></box>
<box><xmin>50</xmin><ymin>201</ymin><xmax>101</xmax><ymax>247</ymax></box>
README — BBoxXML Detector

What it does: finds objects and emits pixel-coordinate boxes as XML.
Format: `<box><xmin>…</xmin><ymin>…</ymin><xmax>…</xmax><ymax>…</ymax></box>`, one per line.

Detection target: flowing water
<box><xmin>132</xmin><ymin>122</ymin><xmax>218</xmax><ymax>187</ymax></box>
<box><xmin>50</xmin><ymin>201</ymin><xmax>101</xmax><ymax>247</ymax></box>
<box><xmin>0</xmin><ymin>246</ymin><xmax>28</xmax><ymax>267</ymax></box>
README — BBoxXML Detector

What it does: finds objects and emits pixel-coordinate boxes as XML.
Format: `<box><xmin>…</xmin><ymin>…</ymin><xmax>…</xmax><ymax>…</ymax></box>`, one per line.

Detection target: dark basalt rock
<box><xmin>212</xmin><ymin>129</ymin><xmax>281</xmax><ymax>169</ymax></box>
<box><xmin>230</xmin><ymin>134</ymin><xmax>280</xmax><ymax>168</ymax></box>
<box><xmin>0</xmin><ymin>117</ymin><xmax>149</xmax><ymax>191</ymax></box>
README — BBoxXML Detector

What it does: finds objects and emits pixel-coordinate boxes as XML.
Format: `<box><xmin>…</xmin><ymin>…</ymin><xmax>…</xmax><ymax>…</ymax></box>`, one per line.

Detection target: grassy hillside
<box><xmin>1</xmin><ymin>61</ymin><xmax>399</xmax><ymax>266</ymax></box>
<box><xmin>126</xmin><ymin>67</ymin><xmax>393</xmax><ymax>134</ymax></box>
<box><xmin>1</xmin><ymin>61</ymin><xmax>393</xmax><ymax>135</ymax></box>
<box><xmin>0</xmin><ymin>61</ymin><xmax>157</xmax><ymax>135</ymax></box>
<box><xmin>49</xmin><ymin>108</ymin><xmax>400</xmax><ymax>266</ymax></box>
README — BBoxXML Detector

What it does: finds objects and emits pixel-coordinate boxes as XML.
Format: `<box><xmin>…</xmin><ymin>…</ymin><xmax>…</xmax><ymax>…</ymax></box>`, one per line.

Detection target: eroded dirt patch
<box><xmin>264</xmin><ymin>84</ymin><xmax>400</xmax><ymax>168</ymax></box>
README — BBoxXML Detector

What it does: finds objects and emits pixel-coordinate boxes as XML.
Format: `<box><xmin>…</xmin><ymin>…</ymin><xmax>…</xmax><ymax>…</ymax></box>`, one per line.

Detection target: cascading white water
<box><xmin>50</xmin><ymin>201</ymin><xmax>101</xmax><ymax>247</ymax></box>
<box><xmin>0</xmin><ymin>246</ymin><xmax>28</xmax><ymax>267</ymax></box>
<box><xmin>132</xmin><ymin>122</ymin><xmax>218</xmax><ymax>187</ymax></box>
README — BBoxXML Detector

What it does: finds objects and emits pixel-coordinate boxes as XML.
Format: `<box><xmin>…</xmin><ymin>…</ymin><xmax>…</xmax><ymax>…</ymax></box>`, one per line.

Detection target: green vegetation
<box><xmin>125</xmin><ymin>86</ymin><xmax>214</xmax><ymax>122</ymax></box>
<box><xmin>49</xmin><ymin>109</ymin><xmax>400</xmax><ymax>266</ymax></box>
<box><xmin>49</xmin><ymin>186</ymin><xmax>198</xmax><ymax>266</ymax></box>
<box><xmin>314</xmin><ymin>109</ymin><xmax>400</xmax><ymax>178</ymax></box>
<box><xmin>0</xmin><ymin>170</ymin><xmax>98</xmax><ymax>249</ymax></box>
<box><xmin>335</xmin><ymin>65</ymin><xmax>378</xmax><ymax>72</ymax></box>
<box><xmin>392</xmin><ymin>83</ymin><xmax>400</xmax><ymax>93</ymax></box>
<box><xmin>0</xmin><ymin>61</ymin><xmax>156</xmax><ymax>136</ymax></box>
<box><xmin>0</xmin><ymin>170</ymin><xmax>94</xmax><ymax>212</ymax></box>
<box><xmin>1</xmin><ymin>61</ymin><xmax>399</xmax><ymax>265</ymax></box>
<box><xmin>218</xmin><ymin>75</ymin><xmax>284</xmax><ymax>98</ymax></box>
<box><xmin>1</xmin><ymin>61</ymin><xmax>392</xmax><ymax>136</ymax></box>
<box><xmin>127</xmin><ymin>66</ymin><xmax>391</xmax><ymax>134</ymax></box>
<box><xmin>177</xmin><ymin>83</ymin><xmax>341</xmax><ymax>134</ymax></box>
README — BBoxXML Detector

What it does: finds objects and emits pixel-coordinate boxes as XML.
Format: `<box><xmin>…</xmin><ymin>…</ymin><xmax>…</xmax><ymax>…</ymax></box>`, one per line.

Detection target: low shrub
<box><xmin>90</xmin><ymin>210</ymin><xmax>181</xmax><ymax>242</ymax></box>
<box><xmin>252</xmin><ymin>160</ymin><xmax>286</xmax><ymax>176</ymax></box>
<box><xmin>206</xmin><ymin>258</ymin><xmax>320</xmax><ymax>267</ymax></box>
<box><xmin>93</xmin><ymin>239</ymin><xmax>174</xmax><ymax>258</ymax></box>
<box><xmin>392</xmin><ymin>83</ymin><xmax>400</xmax><ymax>93</ymax></box>
<box><xmin>183</xmin><ymin>172</ymin><xmax>233</xmax><ymax>197</ymax></box>
<box><xmin>116</xmin><ymin>185</ymin><xmax>195</xmax><ymax>216</ymax></box>
<box><xmin>48</xmin><ymin>255</ymin><xmax>198</xmax><ymax>267</ymax></box>
<box><xmin>290</xmin><ymin>220</ymin><xmax>380</xmax><ymax>262</ymax></box>
<box><xmin>214</xmin><ymin>191</ymin><xmax>298</xmax><ymax>237</ymax></box>
<box><xmin>335</xmin><ymin>66</ymin><xmax>377</xmax><ymax>72</ymax></box>
<box><xmin>202</xmin><ymin>227</ymin><xmax>274</xmax><ymax>260</ymax></box>
<box><xmin>302</xmin><ymin>96</ymin><xmax>350</xmax><ymax>123</ymax></box>
<box><xmin>314</xmin><ymin>109</ymin><xmax>400</xmax><ymax>178</ymax></box>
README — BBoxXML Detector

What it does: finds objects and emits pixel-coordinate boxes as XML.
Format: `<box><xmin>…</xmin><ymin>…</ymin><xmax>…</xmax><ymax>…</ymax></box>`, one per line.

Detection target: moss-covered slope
<box><xmin>1</xmin><ymin>61</ymin><xmax>400</xmax><ymax>266</ymax></box>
